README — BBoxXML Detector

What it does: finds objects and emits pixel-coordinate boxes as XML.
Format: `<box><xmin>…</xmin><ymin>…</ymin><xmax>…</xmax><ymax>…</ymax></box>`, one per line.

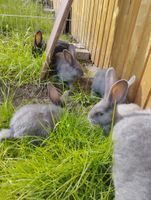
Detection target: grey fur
<box><xmin>91</xmin><ymin>68</ymin><xmax>136</xmax><ymax>98</ymax></box>
<box><xmin>56</xmin><ymin>44</ymin><xmax>83</xmax><ymax>86</ymax></box>
<box><xmin>88</xmin><ymin>71</ymin><xmax>151</xmax><ymax>199</ymax></box>
<box><xmin>0</xmin><ymin>104</ymin><xmax>63</xmax><ymax>141</ymax></box>
<box><xmin>91</xmin><ymin>67</ymin><xmax>118</xmax><ymax>97</ymax></box>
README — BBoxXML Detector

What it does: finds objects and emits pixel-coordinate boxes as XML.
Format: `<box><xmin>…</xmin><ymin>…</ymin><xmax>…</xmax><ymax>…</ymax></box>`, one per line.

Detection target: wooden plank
<box><xmin>94</xmin><ymin>0</ymin><xmax>110</xmax><ymax>67</ymax></box>
<box><xmin>83</xmin><ymin>0</ymin><xmax>91</xmax><ymax>46</ymax></box>
<box><xmin>91</xmin><ymin>0</ymin><xmax>104</xmax><ymax>61</ymax></box>
<box><xmin>110</xmin><ymin>0</ymin><xmax>141</xmax><ymax>76</ymax></box>
<box><xmin>81</xmin><ymin>0</ymin><xmax>87</xmax><ymax>44</ymax></box>
<box><xmin>41</xmin><ymin>0</ymin><xmax>73</xmax><ymax>80</ymax></box>
<box><xmin>89</xmin><ymin>0</ymin><xmax>100</xmax><ymax>51</ymax></box>
<box><xmin>123</xmin><ymin>1</ymin><xmax>151</xmax><ymax>101</ymax></box>
<box><xmin>86</xmin><ymin>0</ymin><xmax>95</xmax><ymax>49</ymax></box>
<box><xmin>122</xmin><ymin>0</ymin><xmax>150</xmax><ymax>79</ymax></box>
<box><xmin>104</xmin><ymin>0</ymin><xmax>119</xmax><ymax>67</ymax></box>
<box><xmin>78</xmin><ymin>0</ymin><xmax>85</xmax><ymax>42</ymax></box>
<box><xmin>135</xmin><ymin>49</ymin><xmax>151</xmax><ymax>108</ymax></box>
<box><xmin>73</xmin><ymin>0</ymin><xmax>79</xmax><ymax>40</ymax></box>
<box><xmin>98</xmin><ymin>0</ymin><xmax>116</xmax><ymax>67</ymax></box>
<box><xmin>145</xmin><ymin>90</ymin><xmax>151</xmax><ymax>109</ymax></box>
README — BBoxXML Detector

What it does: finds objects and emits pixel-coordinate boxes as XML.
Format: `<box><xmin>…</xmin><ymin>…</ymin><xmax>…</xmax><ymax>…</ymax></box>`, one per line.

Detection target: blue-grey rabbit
<box><xmin>91</xmin><ymin>67</ymin><xmax>135</xmax><ymax>100</ymax></box>
<box><xmin>91</xmin><ymin>68</ymin><xmax>111</xmax><ymax>97</ymax></box>
<box><xmin>55</xmin><ymin>42</ymin><xmax>83</xmax><ymax>87</ymax></box>
<box><xmin>88</xmin><ymin>68</ymin><xmax>151</xmax><ymax>199</ymax></box>
<box><xmin>0</xmin><ymin>84</ymin><xmax>68</xmax><ymax>141</ymax></box>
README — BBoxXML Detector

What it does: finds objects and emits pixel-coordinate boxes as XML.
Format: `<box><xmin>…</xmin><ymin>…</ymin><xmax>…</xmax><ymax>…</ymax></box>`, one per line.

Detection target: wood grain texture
<box><xmin>41</xmin><ymin>0</ymin><xmax>73</xmax><ymax>80</ymax></box>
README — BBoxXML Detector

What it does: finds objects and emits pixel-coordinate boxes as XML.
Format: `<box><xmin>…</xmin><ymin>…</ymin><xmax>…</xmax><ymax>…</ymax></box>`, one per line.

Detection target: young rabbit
<box><xmin>91</xmin><ymin>68</ymin><xmax>112</xmax><ymax>97</ymax></box>
<box><xmin>91</xmin><ymin>67</ymin><xmax>136</xmax><ymax>100</ymax></box>
<box><xmin>88</xmin><ymin>68</ymin><xmax>136</xmax><ymax>134</ymax></box>
<box><xmin>88</xmin><ymin>68</ymin><xmax>151</xmax><ymax>199</ymax></box>
<box><xmin>0</xmin><ymin>84</ymin><xmax>68</xmax><ymax>141</ymax></box>
<box><xmin>32</xmin><ymin>30</ymin><xmax>46</xmax><ymax>57</ymax></box>
<box><xmin>55</xmin><ymin>42</ymin><xmax>84</xmax><ymax>87</ymax></box>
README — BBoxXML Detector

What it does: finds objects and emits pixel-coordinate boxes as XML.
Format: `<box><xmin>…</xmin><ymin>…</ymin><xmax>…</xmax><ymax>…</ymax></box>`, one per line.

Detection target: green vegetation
<box><xmin>0</xmin><ymin>0</ymin><xmax>113</xmax><ymax>199</ymax></box>
<box><xmin>0</xmin><ymin>0</ymin><xmax>54</xmax><ymax>34</ymax></box>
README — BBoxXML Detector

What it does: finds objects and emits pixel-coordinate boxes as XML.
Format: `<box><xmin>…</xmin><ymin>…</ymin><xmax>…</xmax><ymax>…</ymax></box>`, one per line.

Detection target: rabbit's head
<box><xmin>56</xmin><ymin>44</ymin><xmax>83</xmax><ymax>84</ymax></box>
<box><xmin>88</xmin><ymin>68</ymin><xmax>129</xmax><ymax>135</ymax></box>
<box><xmin>63</xmin><ymin>45</ymin><xmax>83</xmax><ymax>78</ymax></box>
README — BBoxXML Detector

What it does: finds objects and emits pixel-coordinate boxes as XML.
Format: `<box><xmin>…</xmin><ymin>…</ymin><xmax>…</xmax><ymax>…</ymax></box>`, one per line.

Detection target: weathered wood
<box><xmin>41</xmin><ymin>0</ymin><xmax>73</xmax><ymax>80</ymax></box>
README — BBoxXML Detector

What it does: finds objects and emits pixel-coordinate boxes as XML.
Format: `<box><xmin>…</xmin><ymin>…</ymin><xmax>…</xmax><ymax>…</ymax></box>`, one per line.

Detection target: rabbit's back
<box><xmin>113</xmin><ymin>112</ymin><xmax>151</xmax><ymax>200</ymax></box>
<box><xmin>10</xmin><ymin>104</ymin><xmax>63</xmax><ymax>138</ymax></box>
<box><xmin>91</xmin><ymin>69</ymin><xmax>107</xmax><ymax>97</ymax></box>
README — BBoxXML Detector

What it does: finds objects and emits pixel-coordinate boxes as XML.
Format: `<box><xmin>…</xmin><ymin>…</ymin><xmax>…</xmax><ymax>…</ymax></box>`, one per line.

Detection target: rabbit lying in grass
<box><xmin>32</xmin><ymin>30</ymin><xmax>46</xmax><ymax>57</ymax></box>
<box><xmin>91</xmin><ymin>67</ymin><xmax>136</xmax><ymax>98</ymax></box>
<box><xmin>53</xmin><ymin>41</ymin><xmax>84</xmax><ymax>87</ymax></box>
<box><xmin>0</xmin><ymin>84</ymin><xmax>68</xmax><ymax>141</ymax></box>
<box><xmin>88</xmin><ymin>68</ymin><xmax>151</xmax><ymax>199</ymax></box>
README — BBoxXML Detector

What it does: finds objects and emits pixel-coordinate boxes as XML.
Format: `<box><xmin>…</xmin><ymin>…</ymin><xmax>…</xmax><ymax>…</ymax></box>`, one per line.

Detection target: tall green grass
<box><xmin>0</xmin><ymin>31</ymin><xmax>45</xmax><ymax>86</ymax></box>
<box><xmin>0</xmin><ymin>100</ymin><xmax>113</xmax><ymax>200</ymax></box>
<box><xmin>0</xmin><ymin>0</ymin><xmax>54</xmax><ymax>34</ymax></box>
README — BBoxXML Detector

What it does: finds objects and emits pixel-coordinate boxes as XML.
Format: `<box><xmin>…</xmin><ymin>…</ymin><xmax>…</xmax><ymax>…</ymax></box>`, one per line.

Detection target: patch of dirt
<box><xmin>0</xmin><ymin>84</ymin><xmax>51</xmax><ymax>107</ymax></box>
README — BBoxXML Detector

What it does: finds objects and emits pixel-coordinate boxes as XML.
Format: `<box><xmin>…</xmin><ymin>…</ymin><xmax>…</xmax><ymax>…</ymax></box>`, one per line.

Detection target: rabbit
<box><xmin>88</xmin><ymin>68</ymin><xmax>136</xmax><ymax>134</ymax></box>
<box><xmin>91</xmin><ymin>68</ymin><xmax>110</xmax><ymax>97</ymax></box>
<box><xmin>54</xmin><ymin>42</ymin><xmax>84</xmax><ymax>87</ymax></box>
<box><xmin>0</xmin><ymin>84</ymin><xmax>69</xmax><ymax>141</ymax></box>
<box><xmin>32</xmin><ymin>30</ymin><xmax>46</xmax><ymax>57</ymax></box>
<box><xmin>88</xmin><ymin>68</ymin><xmax>151</xmax><ymax>199</ymax></box>
<box><xmin>91</xmin><ymin>67</ymin><xmax>136</xmax><ymax>101</ymax></box>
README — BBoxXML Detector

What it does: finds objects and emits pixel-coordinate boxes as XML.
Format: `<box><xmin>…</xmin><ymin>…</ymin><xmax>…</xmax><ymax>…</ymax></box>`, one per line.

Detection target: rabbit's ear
<box><xmin>63</xmin><ymin>49</ymin><xmax>74</xmax><ymax>65</ymax></box>
<box><xmin>68</xmin><ymin>44</ymin><xmax>76</xmax><ymax>59</ymax></box>
<box><xmin>47</xmin><ymin>83</ymin><xmax>62</xmax><ymax>105</ymax></box>
<box><xmin>107</xmin><ymin>80</ymin><xmax>128</xmax><ymax>105</ymax></box>
<box><xmin>128</xmin><ymin>75</ymin><xmax>136</xmax><ymax>88</ymax></box>
<box><xmin>34</xmin><ymin>30</ymin><xmax>43</xmax><ymax>47</ymax></box>
<box><xmin>104</xmin><ymin>67</ymin><xmax>118</xmax><ymax>98</ymax></box>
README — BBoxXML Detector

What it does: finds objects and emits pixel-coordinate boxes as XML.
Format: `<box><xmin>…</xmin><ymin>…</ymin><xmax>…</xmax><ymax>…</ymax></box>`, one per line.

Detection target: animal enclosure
<box><xmin>53</xmin><ymin>0</ymin><xmax>151</xmax><ymax>108</ymax></box>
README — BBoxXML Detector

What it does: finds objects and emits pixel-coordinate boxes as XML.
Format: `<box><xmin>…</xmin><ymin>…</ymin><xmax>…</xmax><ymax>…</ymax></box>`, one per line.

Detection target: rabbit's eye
<box><xmin>95</xmin><ymin>112</ymin><xmax>103</xmax><ymax>117</ymax></box>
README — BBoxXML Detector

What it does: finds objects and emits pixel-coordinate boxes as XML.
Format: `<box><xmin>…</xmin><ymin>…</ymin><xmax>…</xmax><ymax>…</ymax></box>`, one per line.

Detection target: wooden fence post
<box><xmin>40</xmin><ymin>0</ymin><xmax>73</xmax><ymax>80</ymax></box>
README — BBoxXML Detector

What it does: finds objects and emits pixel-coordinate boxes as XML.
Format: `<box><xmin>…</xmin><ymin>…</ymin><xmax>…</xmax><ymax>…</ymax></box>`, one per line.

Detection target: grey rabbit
<box><xmin>91</xmin><ymin>67</ymin><xmax>136</xmax><ymax>101</ymax></box>
<box><xmin>91</xmin><ymin>68</ymin><xmax>111</xmax><ymax>97</ymax></box>
<box><xmin>55</xmin><ymin>41</ymin><xmax>83</xmax><ymax>87</ymax></box>
<box><xmin>88</xmin><ymin>68</ymin><xmax>151</xmax><ymax>199</ymax></box>
<box><xmin>0</xmin><ymin>84</ymin><xmax>69</xmax><ymax>141</ymax></box>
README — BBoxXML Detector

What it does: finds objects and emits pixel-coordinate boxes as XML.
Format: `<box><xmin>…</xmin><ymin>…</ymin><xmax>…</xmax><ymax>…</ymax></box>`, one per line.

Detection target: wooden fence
<box><xmin>53</xmin><ymin>0</ymin><xmax>151</xmax><ymax>108</ymax></box>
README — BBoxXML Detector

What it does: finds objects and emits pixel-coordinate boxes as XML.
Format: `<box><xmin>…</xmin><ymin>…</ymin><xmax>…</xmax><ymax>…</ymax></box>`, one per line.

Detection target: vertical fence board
<box><xmin>86</xmin><ymin>0</ymin><xmax>95</xmax><ymax>49</ymax></box>
<box><xmin>94</xmin><ymin>0</ymin><xmax>110</xmax><ymax>67</ymax></box>
<box><xmin>110</xmin><ymin>0</ymin><xmax>141</xmax><ymax>76</ymax></box>
<box><xmin>135</xmin><ymin>49</ymin><xmax>151</xmax><ymax>107</ymax></box>
<box><xmin>82</xmin><ymin>0</ymin><xmax>91</xmax><ymax>45</ymax></box>
<box><xmin>104</xmin><ymin>0</ymin><xmax>119</xmax><ymax>67</ymax></box>
<box><xmin>89</xmin><ymin>0</ymin><xmax>100</xmax><ymax>51</ymax></box>
<box><xmin>98</xmin><ymin>0</ymin><xmax>116</xmax><ymax>68</ymax></box>
<box><xmin>91</xmin><ymin>0</ymin><xmax>104</xmax><ymax>61</ymax></box>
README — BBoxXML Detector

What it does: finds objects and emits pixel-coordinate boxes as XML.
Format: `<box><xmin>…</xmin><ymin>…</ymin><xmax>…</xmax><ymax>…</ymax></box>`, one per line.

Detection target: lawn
<box><xmin>0</xmin><ymin>1</ymin><xmax>113</xmax><ymax>199</ymax></box>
